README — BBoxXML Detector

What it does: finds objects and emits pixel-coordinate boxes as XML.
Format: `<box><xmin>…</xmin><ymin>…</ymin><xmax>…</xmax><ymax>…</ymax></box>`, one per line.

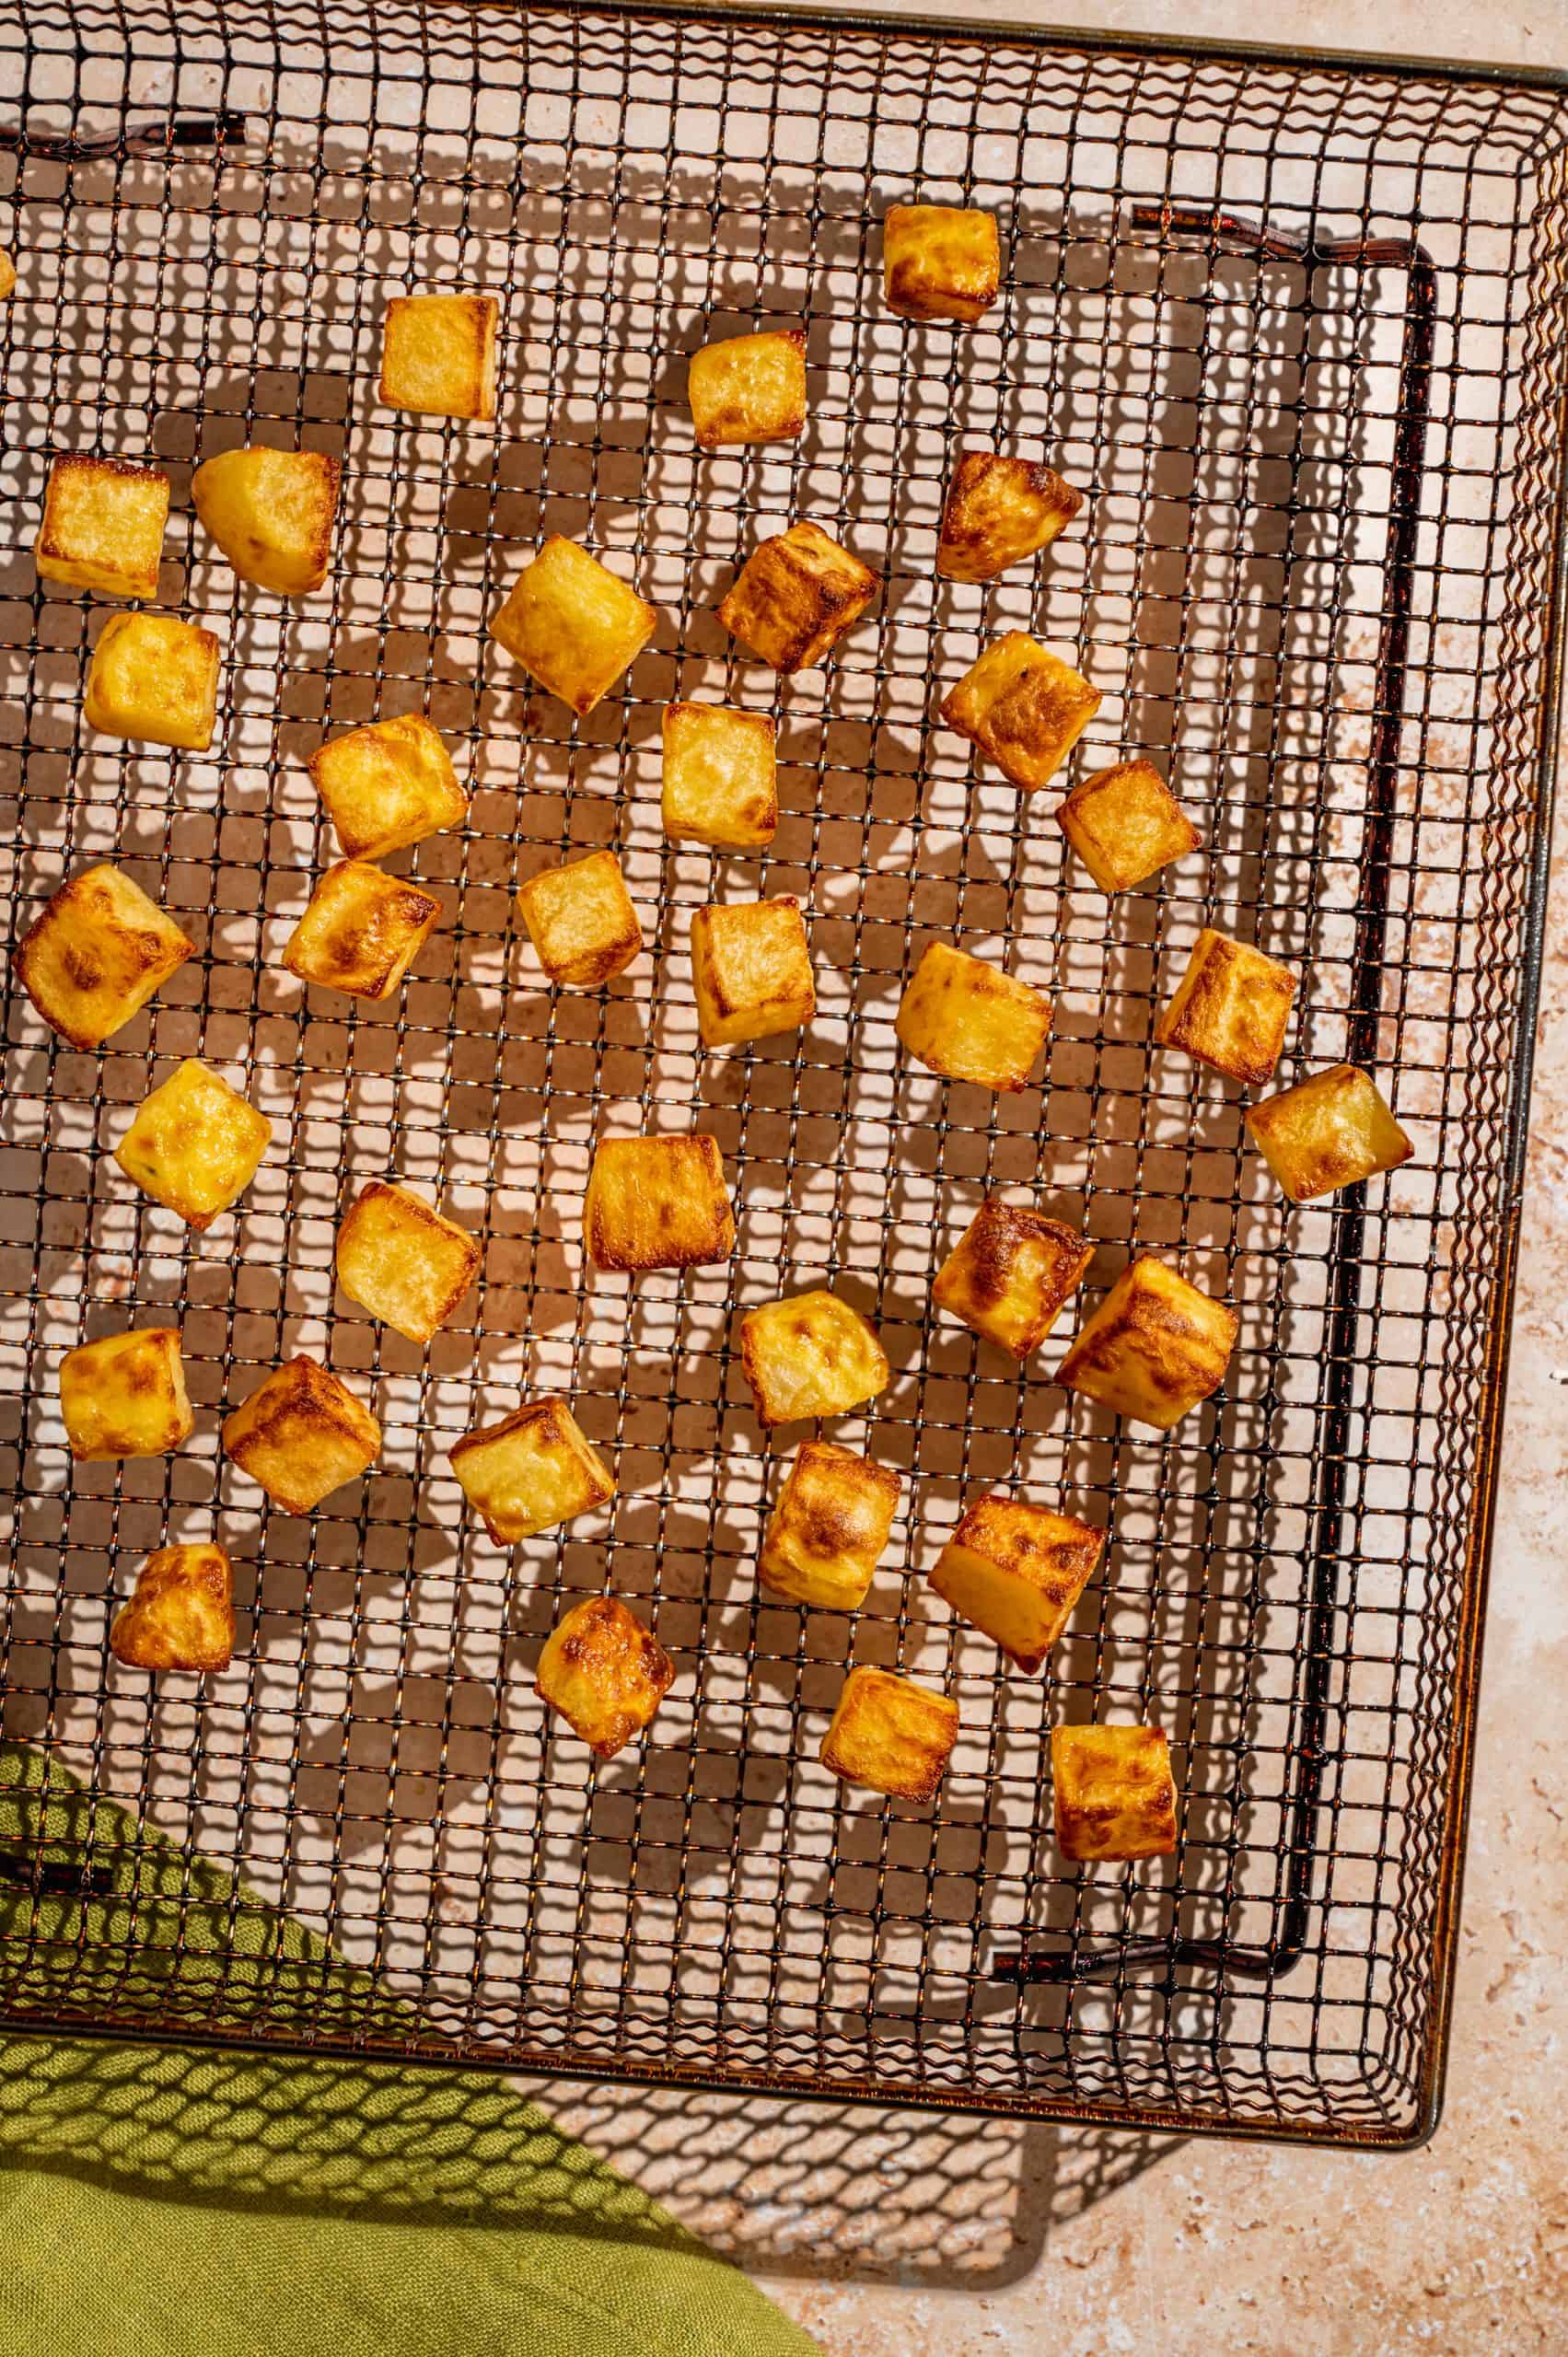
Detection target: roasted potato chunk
<box><xmin>940</xmin><ymin>633</ymin><xmax>1100</xmax><ymax>793</ymax></box>
<box><xmin>35</xmin><ymin>454</ymin><xmax>169</xmax><ymax>600</ymax></box>
<box><xmin>14</xmin><ymin>863</ymin><xmax>195</xmax><ymax>1051</ymax></box>
<box><xmin>307</xmin><ymin>712</ymin><xmax>467</xmax><ymax>863</ymax></box>
<box><xmin>688</xmin><ymin>328</ymin><xmax>807</xmax><ymax>449</ymax></box>
<box><xmin>283</xmin><ymin>860</ymin><xmax>440</xmax><ymax>1001</ymax></box>
<box><xmin>110</xmin><ymin>1543</ymin><xmax>235</xmax><ymax>1674</ymax></box>
<box><xmin>1155</xmin><ymin>926</ymin><xmax>1297</xmax><ymax>1086</ymax></box>
<box><xmin>739</xmin><ymin>1290</ymin><xmax>889</xmax><ymax>1430</ymax></box>
<box><xmin>760</xmin><ymin>1442</ymin><xmax>901</xmax><ymax>1612</ymax></box>
<box><xmin>690</xmin><ymin>896</ymin><xmax>815</xmax><ymax>1050</ymax></box>
<box><xmin>222</xmin><ymin>1355</ymin><xmax>381</xmax><ymax>1516</ymax></box>
<box><xmin>536</xmin><ymin>1595</ymin><xmax>675</xmax><ymax>1759</ymax></box>
<box><xmin>0</xmin><ymin>251</ymin><xmax>15</xmax><ymax>301</ymax></box>
<box><xmin>661</xmin><ymin>702</ymin><xmax>778</xmax><ymax>849</ymax></box>
<box><xmin>821</xmin><ymin>1666</ymin><xmax>959</xmax><ymax>1802</ymax></box>
<box><xmin>930</xmin><ymin>1494</ymin><xmax>1103</xmax><ymax>1674</ymax></box>
<box><xmin>517</xmin><ymin>849</ymin><xmax>642</xmax><ymax>989</ymax></box>
<box><xmin>896</xmin><ymin>940</ymin><xmax>1050</xmax><ymax>1093</ymax></box>
<box><xmin>1058</xmin><ymin>1255</ymin><xmax>1237</xmax><ymax>1434</ymax></box>
<box><xmin>60</xmin><ymin>1328</ymin><xmax>193</xmax><ymax>1461</ymax></box>
<box><xmin>1051</xmin><ymin>1724</ymin><xmax>1178</xmax><ymax>1864</ymax></box>
<box><xmin>932</xmin><ymin>1197</ymin><xmax>1093</xmax><ymax>1360</ymax></box>
<box><xmin>85</xmin><ymin>612</ymin><xmax>222</xmax><ymax>751</ymax></box>
<box><xmin>717</xmin><ymin>521</ymin><xmax>877</xmax><ymax>674</ymax></box>
<box><xmin>935</xmin><ymin>451</ymin><xmax>1083</xmax><ymax>583</ymax></box>
<box><xmin>335</xmin><ymin>1179</ymin><xmax>482</xmax><ymax>1344</ymax></box>
<box><xmin>883</xmin><ymin>203</ymin><xmax>1000</xmax><ymax>323</ymax></box>
<box><xmin>490</xmin><ymin>535</ymin><xmax>657</xmax><ymax>715</ymax></box>
<box><xmin>379</xmin><ymin>292</ymin><xmax>498</xmax><ymax>421</ymax></box>
<box><xmin>1056</xmin><ymin>757</ymin><xmax>1201</xmax><ymax>894</ymax></box>
<box><xmin>583</xmin><ymin>1133</ymin><xmax>736</xmax><ymax>1274</ymax></box>
<box><xmin>1246</xmin><ymin>1063</ymin><xmax>1414</xmax><ymax>1204</ymax></box>
<box><xmin>114</xmin><ymin>1058</ymin><xmax>272</xmax><ymax>1231</ymax></box>
<box><xmin>451</xmin><ymin>1398</ymin><xmax>614</xmax><ymax>1544</ymax></box>
<box><xmin>192</xmin><ymin>447</ymin><xmax>341</xmax><ymax>596</ymax></box>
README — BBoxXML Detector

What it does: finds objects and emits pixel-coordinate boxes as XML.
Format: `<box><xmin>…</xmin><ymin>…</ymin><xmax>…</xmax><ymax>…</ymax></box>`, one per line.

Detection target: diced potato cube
<box><xmin>192</xmin><ymin>447</ymin><xmax>341</xmax><ymax>596</ymax></box>
<box><xmin>929</xmin><ymin>1494</ymin><xmax>1103</xmax><ymax>1673</ymax></box>
<box><xmin>110</xmin><ymin>1543</ymin><xmax>234</xmax><ymax>1674</ymax></box>
<box><xmin>307</xmin><ymin>712</ymin><xmax>466</xmax><ymax>862</ymax></box>
<box><xmin>114</xmin><ymin>1058</ymin><xmax>272</xmax><ymax>1231</ymax></box>
<box><xmin>936</xmin><ymin>450</ymin><xmax>1083</xmax><ymax>583</ymax></box>
<box><xmin>1058</xmin><ymin>1256</ymin><xmax>1237</xmax><ymax>1434</ymax></box>
<box><xmin>583</xmin><ymin>1133</ymin><xmax>736</xmax><ymax>1273</ymax></box>
<box><xmin>1051</xmin><ymin>1724</ymin><xmax>1178</xmax><ymax>1864</ymax></box>
<box><xmin>940</xmin><ymin>633</ymin><xmax>1100</xmax><ymax>792</ymax></box>
<box><xmin>59</xmin><ymin>1327</ymin><xmax>193</xmax><ymax>1461</ymax></box>
<box><xmin>883</xmin><ymin>203</ymin><xmax>1000</xmax><ymax>324</ymax></box>
<box><xmin>379</xmin><ymin>292</ymin><xmax>498</xmax><ymax>422</ymax></box>
<box><xmin>1056</xmin><ymin>757</ymin><xmax>1201</xmax><ymax>893</ymax></box>
<box><xmin>222</xmin><ymin>1356</ymin><xmax>380</xmax><ymax>1515</ymax></box>
<box><xmin>490</xmin><ymin>535</ymin><xmax>656</xmax><ymax>715</ymax></box>
<box><xmin>450</xmin><ymin>1398</ymin><xmax>614</xmax><ymax>1544</ymax></box>
<box><xmin>820</xmin><ymin>1666</ymin><xmax>958</xmax><ymax>1802</ymax></box>
<box><xmin>717</xmin><ymin>520</ymin><xmax>877</xmax><ymax>674</ymax></box>
<box><xmin>895</xmin><ymin>940</ymin><xmax>1050</xmax><ymax>1093</ymax></box>
<box><xmin>335</xmin><ymin>1179</ymin><xmax>481</xmax><ymax>1344</ymax></box>
<box><xmin>1246</xmin><ymin>1063</ymin><xmax>1414</xmax><ymax>1204</ymax></box>
<box><xmin>35</xmin><ymin>454</ymin><xmax>169</xmax><ymax>600</ymax></box>
<box><xmin>661</xmin><ymin>702</ymin><xmax>777</xmax><ymax>849</ymax></box>
<box><xmin>739</xmin><ymin>1290</ymin><xmax>889</xmax><ymax>1429</ymax></box>
<box><xmin>517</xmin><ymin>849</ymin><xmax>642</xmax><ymax>989</ymax></box>
<box><xmin>84</xmin><ymin>612</ymin><xmax>222</xmax><ymax>751</ymax></box>
<box><xmin>760</xmin><ymin>1441</ymin><xmax>900</xmax><ymax>1611</ymax></box>
<box><xmin>688</xmin><ymin>328</ymin><xmax>807</xmax><ymax>448</ymax></box>
<box><xmin>690</xmin><ymin>895</ymin><xmax>815</xmax><ymax>1049</ymax></box>
<box><xmin>13</xmin><ymin>863</ymin><xmax>195</xmax><ymax>1051</ymax></box>
<box><xmin>932</xmin><ymin>1197</ymin><xmax>1093</xmax><ymax>1360</ymax></box>
<box><xmin>0</xmin><ymin>251</ymin><xmax>15</xmax><ymax>301</ymax></box>
<box><xmin>536</xmin><ymin>1595</ymin><xmax>675</xmax><ymax>1759</ymax></box>
<box><xmin>283</xmin><ymin>860</ymin><xmax>440</xmax><ymax>1001</ymax></box>
<box><xmin>1155</xmin><ymin>927</ymin><xmax>1296</xmax><ymax>1086</ymax></box>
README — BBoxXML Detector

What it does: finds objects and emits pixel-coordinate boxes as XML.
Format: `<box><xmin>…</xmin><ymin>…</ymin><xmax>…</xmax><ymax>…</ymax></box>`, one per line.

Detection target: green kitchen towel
<box><xmin>0</xmin><ymin>1745</ymin><xmax>817</xmax><ymax>2357</ymax></box>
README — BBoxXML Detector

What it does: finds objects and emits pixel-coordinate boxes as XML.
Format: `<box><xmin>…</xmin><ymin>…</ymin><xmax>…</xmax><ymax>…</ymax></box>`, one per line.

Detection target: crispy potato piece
<box><xmin>35</xmin><ymin>454</ymin><xmax>169</xmax><ymax>600</ymax></box>
<box><xmin>1155</xmin><ymin>927</ymin><xmax>1297</xmax><ymax>1086</ymax></box>
<box><xmin>661</xmin><ymin>702</ymin><xmax>778</xmax><ymax>849</ymax></box>
<box><xmin>929</xmin><ymin>1494</ymin><xmax>1103</xmax><ymax>1673</ymax></box>
<box><xmin>883</xmin><ymin>204</ymin><xmax>1000</xmax><ymax>323</ymax></box>
<box><xmin>760</xmin><ymin>1442</ymin><xmax>901</xmax><ymax>1611</ymax></box>
<box><xmin>517</xmin><ymin>849</ymin><xmax>642</xmax><ymax>989</ymax></box>
<box><xmin>114</xmin><ymin>1058</ymin><xmax>272</xmax><ymax>1231</ymax></box>
<box><xmin>0</xmin><ymin>250</ymin><xmax>15</xmax><ymax>301</ymax></box>
<box><xmin>14</xmin><ymin>864</ymin><xmax>195</xmax><ymax>1051</ymax></box>
<box><xmin>1246</xmin><ymin>1063</ymin><xmax>1414</xmax><ymax>1204</ymax></box>
<box><xmin>1051</xmin><ymin>1724</ymin><xmax>1178</xmax><ymax>1863</ymax></box>
<box><xmin>820</xmin><ymin>1666</ymin><xmax>959</xmax><ymax>1802</ymax></box>
<box><xmin>450</xmin><ymin>1397</ymin><xmax>614</xmax><ymax>1544</ymax></box>
<box><xmin>283</xmin><ymin>860</ymin><xmax>440</xmax><ymax>1001</ymax></box>
<box><xmin>932</xmin><ymin>1197</ymin><xmax>1093</xmax><ymax>1360</ymax></box>
<box><xmin>59</xmin><ymin>1328</ymin><xmax>193</xmax><ymax>1461</ymax></box>
<box><xmin>582</xmin><ymin>1133</ymin><xmax>736</xmax><ymax>1274</ymax></box>
<box><xmin>85</xmin><ymin>613</ymin><xmax>222</xmax><ymax>750</ymax></box>
<box><xmin>335</xmin><ymin>1180</ymin><xmax>481</xmax><ymax>1344</ymax></box>
<box><xmin>192</xmin><ymin>447</ymin><xmax>340</xmax><ymax>596</ymax></box>
<box><xmin>110</xmin><ymin>1543</ymin><xmax>234</xmax><ymax>1674</ymax></box>
<box><xmin>379</xmin><ymin>292</ymin><xmax>498</xmax><ymax>421</ymax></box>
<box><xmin>739</xmin><ymin>1290</ymin><xmax>889</xmax><ymax>1429</ymax></box>
<box><xmin>688</xmin><ymin>328</ymin><xmax>807</xmax><ymax>448</ymax></box>
<box><xmin>1058</xmin><ymin>1256</ymin><xmax>1237</xmax><ymax>1434</ymax></box>
<box><xmin>935</xmin><ymin>451</ymin><xmax>1082</xmax><ymax>583</ymax></box>
<box><xmin>940</xmin><ymin>632</ymin><xmax>1100</xmax><ymax>793</ymax></box>
<box><xmin>222</xmin><ymin>1356</ymin><xmax>381</xmax><ymax>1516</ymax></box>
<box><xmin>489</xmin><ymin>535</ymin><xmax>657</xmax><ymax>715</ymax></box>
<box><xmin>536</xmin><ymin>1595</ymin><xmax>675</xmax><ymax>1759</ymax></box>
<box><xmin>1056</xmin><ymin>757</ymin><xmax>1201</xmax><ymax>893</ymax></box>
<box><xmin>690</xmin><ymin>896</ymin><xmax>814</xmax><ymax>1049</ymax></box>
<box><xmin>895</xmin><ymin>941</ymin><xmax>1050</xmax><ymax>1093</ymax></box>
<box><xmin>307</xmin><ymin>713</ymin><xmax>467</xmax><ymax>863</ymax></box>
<box><xmin>717</xmin><ymin>521</ymin><xmax>877</xmax><ymax>674</ymax></box>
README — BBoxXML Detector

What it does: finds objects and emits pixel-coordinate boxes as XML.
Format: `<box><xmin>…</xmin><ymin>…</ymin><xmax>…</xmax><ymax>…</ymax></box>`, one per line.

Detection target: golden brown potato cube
<box><xmin>13</xmin><ymin>863</ymin><xmax>195</xmax><ymax>1051</ymax></box>
<box><xmin>114</xmin><ymin>1058</ymin><xmax>272</xmax><ymax>1232</ymax></box>
<box><xmin>717</xmin><ymin>520</ymin><xmax>877</xmax><ymax>675</ymax></box>
<box><xmin>110</xmin><ymin>1543</ymin><xmax>234</xmax><ymax>1674</ymax></box>
<box><xmin>760</xmin><ymin>1441</ymin><xmax>900</xmax><ymax>1612</ymax></box>
<box><xmin>283</xmin><ymin>860</ymin><xmax>440</xmax><ymax>1002</ymax></box>
<box><xmin>490</xmin><ymin>535</ymin><xmax>657</xmax><ymax>716</ymax></box>
<box><xmin>932</xmin><ymin>1197</ymin><xmax>1093</xmax><ymax>1360</ymax></box>
<box><xmin>690</xmin><ymin>896</ymin><xmax>814</xmax><ymax>1050</ymax></box>
<box><xmin>85</xmin><ymin>612</ymin><xmax>222</xmax><ymax>751</ymax></box>
<box><xmin>335</xmin><ymin>1179</ymin><xmax>481</xmax><ymax>1344</ymax></box>
<box><xmin>930</xmin><ymin>1495</ymin><xmax>1103</xmax><ymax>1674</ymax></box>
<box><xmin>536</xmin><ymin>1595</ymin><xmax>675</xmax><ymax>1759</ymax></box>
<box><xmin>1058</xmin><ymin>1255</ymin><xmax>1237</xmax><ymax>1434</ymax></box>
<box><xmin>820</xmin><ymin>1666</ymin><xmax>958</xmax><ymax>1802</ymax></box>
<box><xmin>1056</xmin><ymin>757</ymin><xmax>1201</xmax><ymax>894</ymax></box>
<box><xmin>940</xmin><ymin>633</ymin><xmax>1100</xmax><ymax>793</ymax></box>
<box><xmin>936</xmin><ymin>451</ymin><xmax>1083</xmax><ymax>583</ymax></box>
<box><xmin>583</xmin><ymin>1133</ymin><xmax>736</xmax><ymax>1274</ymax></box>
<box><xmin>450</xmin><ymin>1398</ymin><xmax>614</xmax><ymax>1544</ymax></box>
<box><xmin>222</xmin><ymin>1356</ymin><xmax>380</xmax><ymax>1516</ymax></box>
<box><xmin>661</xmin><ymin>702</ymin><xmax>778</xmax><ymax>849</ymax></box>
<box><xmin>883</xmin><ymin>203</ymin><xmax>1000</xmax><ymax>324</ymax></box>
<box><xmin>379</xmin><ymin>292</ymin><xmax>498</xmax><ymax>422</ymax></box>
<box><xmin>1246</xmin><ymin>1063</ymin><xmax>1414</xmax><ymax>1204</ymax></box>
<box><xmin>308</xmin><ymin>712</ymin><xmax>466</xmax><ymax>863</ymax></box>
<box><xmin>1051</xmin><ymin>1724</ymin><xmax>1178</xmax><ymax>1864</ymax></box>
<box><xmin>517</xmin><ymin>849</ymin><xmax>642</xmax><ymax>990</ymax></box>
<box><xmin>59</xmin><ymin>1328</ymin><xmax>193</xmax><ymax>1461</ymax></box>
<box><xmin>0</xmin><ymin>251</ymin><xmax>15</xmax><ymax>301</ymax></box>
<box><xmin>192</xmin><ymin>447</ymin><xmax>341</xmax><ymax>597</ymax></box>
<box><xmin>739</xmin><ymin>1290</ymin><xmax>889</xmax><ymax>1430</ymax></box>
<box><xmin>689</xmin><ymin>328</ymin><xmax>807</xmax><ymax>449</ymax></box>
<box><xmin>895</xmin><ymin>941</ymin><xmax>1050</xmax><ymax>1093</ymax></box>
<box><xmin>35</xmin><ymin>454</ymin><xmax>169</xmax><ymax>600</ymax></box>
<box><xmin>1155</xmin><ymin>927</ymin><xmax>1297</xmax><ymax>1086</ymax></box>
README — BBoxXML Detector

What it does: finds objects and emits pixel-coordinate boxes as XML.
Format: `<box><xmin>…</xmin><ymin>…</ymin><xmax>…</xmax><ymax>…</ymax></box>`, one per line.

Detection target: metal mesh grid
<box><xmin>0</xmin><ymin>0</ymin><xmax>1563</xmax><ymax>2142</ymax></box>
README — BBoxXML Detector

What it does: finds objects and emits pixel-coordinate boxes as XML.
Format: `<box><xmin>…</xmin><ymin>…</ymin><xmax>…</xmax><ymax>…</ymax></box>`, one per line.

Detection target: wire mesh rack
<box><xmin>0</xmin><ymin>0</ymin><xmax>1564</xmax><ymax>2147</ymax></box>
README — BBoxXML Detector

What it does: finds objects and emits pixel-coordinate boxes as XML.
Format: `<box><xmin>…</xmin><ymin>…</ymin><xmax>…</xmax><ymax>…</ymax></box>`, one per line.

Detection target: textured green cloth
<box><xmin>0</xmin><ymin>1747</ymin><xmax>816</xmax><ymax>2357</ymax></box>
